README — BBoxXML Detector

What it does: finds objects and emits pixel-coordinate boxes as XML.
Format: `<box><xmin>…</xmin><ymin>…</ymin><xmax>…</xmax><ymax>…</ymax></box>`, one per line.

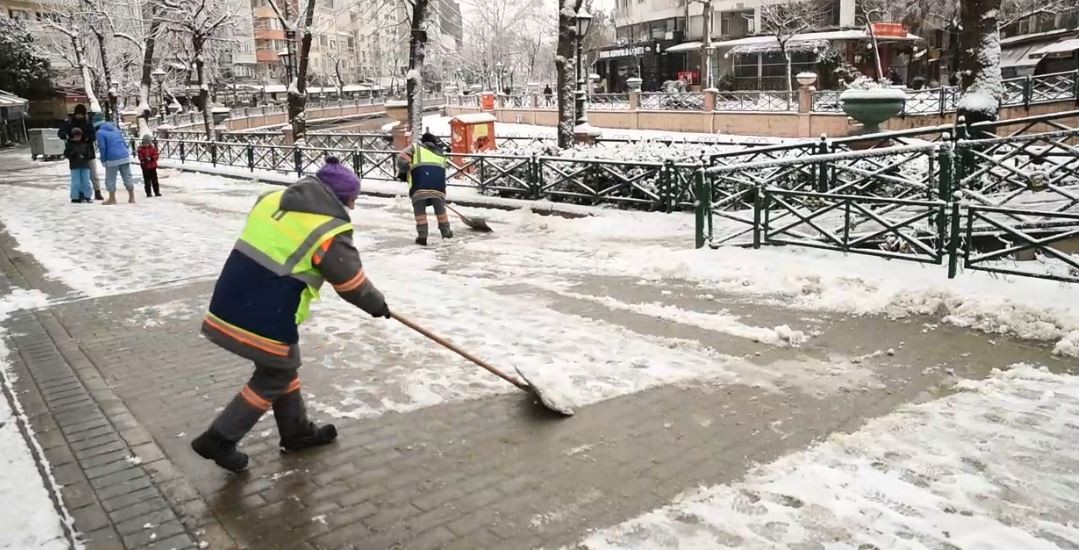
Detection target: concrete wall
<box><xmin>447</xmin><ymin>99</ymin><xmax>1079</xmax><ymax>140</ymax></box>
<box><xmin>221</xmin><ymin>103</ymin><xmax>386</xmax><ymax>132</ymax></box>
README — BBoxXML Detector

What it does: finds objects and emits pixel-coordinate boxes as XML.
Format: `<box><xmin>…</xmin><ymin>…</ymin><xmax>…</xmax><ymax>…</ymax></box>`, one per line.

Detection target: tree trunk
<box><xmin>93</xmin><ymin>29</ymin><xmax>115</xmax><ymax>121</ymax></box>
<box><xmin>407</xmin><ymin>0</ymin><xmax>430</xmax><ymax>141</ymax></box>
<box><xmin>289</xmin><ymin>0</ymin><xmax>318</xmax><ymax>142</ymax></box>
<box><xmin>71</xmin><ymin>36</ymin><xmax>101</xmax><ymax>113</ymax></box>
<box><xmin>194</xmin><ymin>37</ymin><xmax>213</xmax><ymax>141</ymax></box>
<box><xmin>784</xmin><ymin>49</ymin><xmax>793</xmax><ymax>93</ymax></box>
<box><xmin>556</xmin><ymin>0</ymin><xmax>582</xmax><ymax>149</ymax></box>
<box><xmin>958</xmin><ymin>0</ymin><xmax>1002</xmax><ymax>122</ymax></box>
<box><xmin>136</xmin><ymin>14</ymin><xmax>161</xmax><ymax>137</ymax></box>
<box><xmin>867</xmin><ymin>22</ymin><xmax>883</xmax><ymax>80</ymax></box>
<box><xmin>702</xmin><ymin>0</ymin><xmax>713</xmax><ymax>89</ymax></box>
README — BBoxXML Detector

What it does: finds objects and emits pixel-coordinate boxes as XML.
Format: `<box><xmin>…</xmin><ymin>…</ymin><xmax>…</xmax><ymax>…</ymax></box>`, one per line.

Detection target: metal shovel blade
<box><xmin>515</xmin><ymin>367</ymin><xmax>576</xmax><ymax>416</ymax></box>
<box><xmin>447</xmin><ymin>205</ymin><xmax>493</xmax><ymax>233</ymax></box>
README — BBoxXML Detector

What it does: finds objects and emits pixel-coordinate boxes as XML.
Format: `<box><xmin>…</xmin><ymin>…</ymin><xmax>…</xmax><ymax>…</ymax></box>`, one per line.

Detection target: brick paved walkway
<box><xmin>0</xmin><ymin>169</ymin><xmax>1071</xmax><ymax>549</ymax></box>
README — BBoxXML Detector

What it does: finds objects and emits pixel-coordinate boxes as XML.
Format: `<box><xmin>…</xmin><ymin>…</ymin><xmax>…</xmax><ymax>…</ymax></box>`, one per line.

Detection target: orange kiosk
<box><xmin>449</xmin><ymin>113</ymin><xmax>497</xmax><ymax>171</ymax></box>
<box><xmin>480</xmin><ymin>92</ymin><xmax>496</xmax><ymax>112</ymax></box>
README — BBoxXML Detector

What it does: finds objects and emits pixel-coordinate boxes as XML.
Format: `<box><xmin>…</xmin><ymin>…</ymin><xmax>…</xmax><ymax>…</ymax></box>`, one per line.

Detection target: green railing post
<box><xmin>179</xmin><ymin>141</ymin><xmax>186</xmax><ymax>163</ymax></box>
<box><xmin>937</xmin><ymin>135</ymin><xmax>953</xmax><ymax>201</ymax></box>
<box><xmin>842</xmin><ymin>197</ymin><xmax>851</xmax><ymax>248</ymax></box>
<box><xmin>753</xmin><ymin>185</ymin><xmax>765</xmax><ymax>249</ymax></box>
<box><xmin>816</xmin><ymin>135</ymin><xmax>830</xmax><ymax>192</ymax></box>
<box><xmin>211</xmin><ymin>142</ymin><xmax>218</xmax><ymax>166</ymax></box>
<box><xmin>694</xmin><ymin>169</ymin><xmax>706</xmax><ymax>249</ymax></box>
<box><xmin>351</xmin><ymin>150</ymin><xmax>360</xmax><ymax>176</ymax></box>
<box><xmin>663</xmin><ymin>160</ymin><xmax>675</xmax><ymax>213</ymax></box>
<box><xmin>947</xmin><ymin>195</ymin><xmax>962</xmax><ymax>279</ymax></box>
<box><xmin>1023</xmin><ymin>75</ymin><xmax>1033</xmax><ymax>110</ymax></box>
<box><xmin>294</xmin><ymin>147</ymin><xmax>302</xmax><ymax>177</ymax></box>
<box><xmin>1074</xmin><ymin>69</ymin><xmax>1079</xmax><ymax>106</ymax></box>
<box><xmin>939</xmin><ymin>86</ymin><xmax>946</xmax><ymax>117</ymax></box>
<box><xmin>247</xmin><ymin>144</ymin><xmax>254</xmax><ymax>171</ymax></box>
<box><xmin>529</xmin><ymin>155</ymin><xmax>541</xmax><ymax>200</ymax></box>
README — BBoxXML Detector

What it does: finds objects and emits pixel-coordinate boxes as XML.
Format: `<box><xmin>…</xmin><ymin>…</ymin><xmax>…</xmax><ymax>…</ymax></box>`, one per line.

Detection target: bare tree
<box><xmin>759</xmin><ymin>0</ymin><xmax>829</xmax><ymax>92</ymax></box>
<box><xmin>555</xmin><ymin>0</ymin><xmax>583</xmax><ymax>148</ymax></box>
<box><xmin>165</xmin><ymin>0</ymin><xmax>239</xmax><ymax>140</ymax></box>
<box><xmin>113</xmin><ymin>0</ymin><xmax>175</xmax><ymax>136</ymax></box>
<box><xmin>42</xmin><ymin>4</ymin><xmax>102</xmax><ymax>113</ymax></box>
<box><xmin>958</xmin><ymin>0</ymin><xmax>1003</xmax><ymax>122</ymax></box>
<box><xmin>405</xmin><ymin>0</ymin><xmax>431</xmax><ymax>141</ymax></box>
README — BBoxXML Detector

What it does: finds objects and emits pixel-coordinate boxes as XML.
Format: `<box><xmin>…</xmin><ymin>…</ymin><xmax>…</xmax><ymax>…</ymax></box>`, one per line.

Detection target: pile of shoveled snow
<box><xmin>577</xmin><ymin>364</ymin><xmax>1079</xmax><ymax>549</ymax></box>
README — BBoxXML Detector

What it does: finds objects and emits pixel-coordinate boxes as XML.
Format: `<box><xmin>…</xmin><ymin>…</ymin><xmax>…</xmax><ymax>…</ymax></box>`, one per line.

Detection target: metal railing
<box><xmin>714</xmin><ymin>91</ymin><xmax>796</xmax><ymax>112</ymax></box>
<box><xmin>641</xmin><ymin>92</ymin><xmax>705</xmax><ymax>111</ymax></box>
<box><xmin>693</xmin><ymin>111</ymin><xmax>1079</xmax><ymax>282</ymax></box>
<box><xmin>589</xmin><ymin>93</ymin><xmax>630</xmax><ymax>111</ymax></box>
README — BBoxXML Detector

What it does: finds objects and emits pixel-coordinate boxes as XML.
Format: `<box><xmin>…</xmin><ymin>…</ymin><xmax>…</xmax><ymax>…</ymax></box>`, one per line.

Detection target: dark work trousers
<box><xmin>209</xmin><ymin>363</ymin><xmax>312</xmax><ymax>444</ymax></box>
<box><xmin>141</xmin><ymin>167</ymin><xmax>160</xmax><ymax>197</ymax></box>
<box><xmin>412</xmin><ymin>197</ymin><xmax>451</xmax><ymax>240</ymax></box>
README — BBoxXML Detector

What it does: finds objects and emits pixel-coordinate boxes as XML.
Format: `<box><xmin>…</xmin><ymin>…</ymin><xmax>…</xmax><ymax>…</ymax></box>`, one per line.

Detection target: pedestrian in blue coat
<box><xmin>93</xmin><ymin>114</ymin><xmax>135</xmax><ymax>204</ymax></box>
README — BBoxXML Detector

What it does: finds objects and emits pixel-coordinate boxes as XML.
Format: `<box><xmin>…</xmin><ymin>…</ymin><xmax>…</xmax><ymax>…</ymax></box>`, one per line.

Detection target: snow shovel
<box><xmin>390</xmin><ymin>312</ymin><xmax>575</xmax><ymax>416</ymax></box>
<box><xmin>446</xmin><ymin>204</ymin><xmax>492</xmax><ymax>233</ymax></box>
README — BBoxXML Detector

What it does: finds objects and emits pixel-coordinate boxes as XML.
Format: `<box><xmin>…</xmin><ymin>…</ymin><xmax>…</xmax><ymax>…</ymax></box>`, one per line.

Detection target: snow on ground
<box><xmin>0</xmin><ymin>288</ymin><xmax>78</xmax><ymax>549</ymax></box>
<box><xmin>4</xmin><ymin>150</ymin><xmax>1078</xmax><ymax>425</ymax></box>
<box><xmin>576</xmin><ymin>364</ymin><xmax>1079</xmax><ymax>550</ymax></box>
<box><xmin>422</xmin><ymin>114</ymin><xmax>786</xmax><ymax>145</ymax></box>
<box><xmin>457</xmin><ymin>219</ymin><xmax>1079</xmax><ymax>357</ymax></box>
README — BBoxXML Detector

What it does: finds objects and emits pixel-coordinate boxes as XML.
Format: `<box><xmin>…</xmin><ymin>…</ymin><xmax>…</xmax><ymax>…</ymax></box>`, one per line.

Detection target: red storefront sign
<box><xmin>677</xmin><ymin>71</ymin><xmax>699</xmax><ymax>84</ymax></box>
<box><xmin>871</xmin><ymin>23</ymin><xmax>908</xmax><ymax>38</ymax></box>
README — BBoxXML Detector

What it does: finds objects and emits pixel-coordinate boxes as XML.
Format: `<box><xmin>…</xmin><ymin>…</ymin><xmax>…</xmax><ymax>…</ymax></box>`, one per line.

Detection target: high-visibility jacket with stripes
<box><xmin>203</xmin><ymin>188</ymin><xmax>353</xmax><ymax>368</ymax></box>
<box><xmin>408</xmin><ymin>144</ymin><xmax>448</xmax><ymax>198</ymax></box>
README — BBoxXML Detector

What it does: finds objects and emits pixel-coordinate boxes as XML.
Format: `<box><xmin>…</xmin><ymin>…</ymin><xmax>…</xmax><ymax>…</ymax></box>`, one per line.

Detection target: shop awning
<box><xmin>0</xmin><ymin>91</ymin><xmax>27</xmax><ymax>108</ymax></box>
<box><xmin>715</xmin><ymin>29</ymin><xmax>922</xmax><ymax>55</ymax></box>
<box><xmin>1032</xmin><ymin>38</ymin><xmax>1079</xmax><ymax>57</ymax></box>
<box><xmin>666</xmin><ymin>41</ymin><xmax>702</xmax><ymax>53</ymax></box>
<box><xmin>1001</xmin><ymin>43</ymin><xmax>1043</xmax><ymax>68</ymax></box>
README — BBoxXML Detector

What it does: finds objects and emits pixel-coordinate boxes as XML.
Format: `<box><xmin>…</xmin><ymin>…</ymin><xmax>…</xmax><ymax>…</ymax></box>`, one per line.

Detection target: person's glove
<box><xmin>370</xmin><ymin>302</ymin><xmax>391</xmax><ymax>319</ymax></box>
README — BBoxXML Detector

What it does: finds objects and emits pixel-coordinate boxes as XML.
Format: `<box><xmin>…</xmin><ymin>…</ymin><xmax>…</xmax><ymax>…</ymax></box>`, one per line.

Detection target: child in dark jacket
<box><xmin>64</xmin><ymin>128</ymin><xmax>94</xmax><ymax>203</ymax></box>
<box><xmin>137</xmin><ymin>135</ymin><xmax>161</xmax><ymax>197</ymax></box>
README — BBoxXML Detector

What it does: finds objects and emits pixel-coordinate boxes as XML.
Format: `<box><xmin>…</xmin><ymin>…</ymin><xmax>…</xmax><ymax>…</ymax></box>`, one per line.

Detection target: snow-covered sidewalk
<box><xmin>0</xmin><ymin>289</ymin><xmax>77</xmax><ymax>550</ymax></box>
<box><xmin>577</xmin><ymin>364</ymin><xmax>1079</xmax><ymax>549</ymax></box>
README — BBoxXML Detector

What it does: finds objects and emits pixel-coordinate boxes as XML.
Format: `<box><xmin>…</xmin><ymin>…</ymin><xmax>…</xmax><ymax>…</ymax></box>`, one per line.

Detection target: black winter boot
<box><xmin>415</xmin><ymin>236</ymin><xmax>427</xmax><ymax>246</ymax></box>
<box><xmin>191</xmin><ymin>430</ymin><xmax>249</xmax><ymax>472</ymax></box>
<box><xmin>280</xmin><ymin>424</ymin><xmax>338</xmax><ymax>453</ymax></box>
<box><xmin>274</xmin><ymin>391</ymin><xmax>337</xmax><ymax>453</ymax></box>
<box><xmin>93</xmin><ymin>190</ymin><xmax>104</xmax><ymax>201</ymax></box>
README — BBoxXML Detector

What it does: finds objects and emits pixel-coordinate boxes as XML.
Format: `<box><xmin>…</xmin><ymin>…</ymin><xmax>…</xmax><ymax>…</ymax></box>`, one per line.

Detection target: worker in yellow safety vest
<box><xmin>399</xmin><ymin>131</ymin><xmax>453</xmax><ymax>246</ymax></box>
<box><xmin>192</xmin><ymin>157</ymin><xmax>389</xmax><ymax>472</ymax></box>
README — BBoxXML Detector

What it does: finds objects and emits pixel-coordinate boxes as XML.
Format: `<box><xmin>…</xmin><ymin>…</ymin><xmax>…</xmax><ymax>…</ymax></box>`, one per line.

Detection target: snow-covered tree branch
<box><xmin>760</xmin><ymin>0</ymin><xmax>829</xmax><ymax>93</ymax></box>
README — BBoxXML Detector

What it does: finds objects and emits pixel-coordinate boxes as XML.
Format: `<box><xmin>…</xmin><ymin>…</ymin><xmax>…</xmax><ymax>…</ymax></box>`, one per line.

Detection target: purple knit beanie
<box><xmin>316</xmin><ymin>157</ymin><xmax>360</xmax><ymax>203</ymax></box>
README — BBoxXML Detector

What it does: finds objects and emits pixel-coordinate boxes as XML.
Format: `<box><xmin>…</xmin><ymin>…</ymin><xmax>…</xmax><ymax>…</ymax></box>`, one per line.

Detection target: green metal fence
<box><xmin>695</xmin><ymin>113</ymin><xmax>1079</xmax><ymax>283</ymax></box>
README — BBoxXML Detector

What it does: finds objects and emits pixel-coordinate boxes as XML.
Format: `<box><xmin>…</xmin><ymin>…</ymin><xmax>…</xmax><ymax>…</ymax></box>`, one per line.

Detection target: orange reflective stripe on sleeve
<box><xmin>284</xmin><ymin>378</ymin><xmax>301</xmax><ymax>395</ymax></box>
<box><xmin>333</xmin><ymin>269</ymin><xmax>367</xmax><ymax>293</ymax></box>
<box><xmin>240</xmin><ymin>385</ymin><xmax>272</xmax><ymax>411</ymax></box>
<box><xmin>312</xmin><ymin>237</ymin><xmax>334</xmax><ymax>267</ymax></box>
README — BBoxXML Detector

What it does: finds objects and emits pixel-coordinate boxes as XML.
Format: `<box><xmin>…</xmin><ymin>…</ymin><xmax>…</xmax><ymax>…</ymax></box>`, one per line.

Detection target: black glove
<box><xmin>370</xmin><ymin>302</ymin><xmax>391</xmax><ymax>319</ymax></box>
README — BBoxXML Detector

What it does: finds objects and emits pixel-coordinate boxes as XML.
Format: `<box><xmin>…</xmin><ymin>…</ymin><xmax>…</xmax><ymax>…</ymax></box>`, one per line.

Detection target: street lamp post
<box><xmin>495</xmin><ymin>62</ymin><xmax>503</xmax><ymax>94</ymax></box>
<box><xmin>574</xmin><ymin>7</ymin><xmax>594</xmax><ymax>135</ymax></box>
<box><xmin>152</xmin><ymin>68</ymin><xmax>166</xmax><ymax>118</ymax></box>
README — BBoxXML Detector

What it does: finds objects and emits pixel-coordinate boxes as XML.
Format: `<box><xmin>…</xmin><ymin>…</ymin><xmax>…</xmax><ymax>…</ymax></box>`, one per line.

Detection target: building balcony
<box><xmin>255</xmin><ymin>28</ymin><xmax>286</xmax><ymax>40</ymax></box>
<box><xmin>256</xmin><ymin>49</ymin><xmax>282</xmax><ymax>63</ymax></box>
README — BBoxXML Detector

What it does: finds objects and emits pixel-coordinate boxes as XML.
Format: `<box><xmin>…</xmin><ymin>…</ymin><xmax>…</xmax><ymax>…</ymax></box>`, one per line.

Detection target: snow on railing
<box><xmin>714</xmin><ymin>91</ymin><xmax>796</xmax><ymax>112</ymax></box>
<box><xmin>641</xmin><ymin>92</ymin><xmax>705</xmax><ymax>111</ymax></box>
<box><xmin>589</xmin><ymin>93</ymin><xmax>630</xmax><ymax>111</ymax></box>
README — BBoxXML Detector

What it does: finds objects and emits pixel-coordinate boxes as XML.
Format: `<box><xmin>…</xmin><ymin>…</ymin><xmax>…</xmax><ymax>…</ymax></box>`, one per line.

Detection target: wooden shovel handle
<box><xmin>390</xmin><ymin>312</ymin><xmax>530</xmax><ymax>391</ymax></box>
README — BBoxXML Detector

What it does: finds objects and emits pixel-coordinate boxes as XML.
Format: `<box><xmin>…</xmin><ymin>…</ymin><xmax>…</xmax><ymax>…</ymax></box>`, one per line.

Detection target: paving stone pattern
<box><xmin>2</xmin><ymin>221</ymin><xmax>1071</xmax><ymax>550</ymax></box>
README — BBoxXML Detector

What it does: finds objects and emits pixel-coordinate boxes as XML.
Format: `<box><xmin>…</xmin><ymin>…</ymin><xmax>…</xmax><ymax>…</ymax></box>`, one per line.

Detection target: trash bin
<box><xmin>29</xmin><ymin>128</ymin><xmax>65</xmax><ymax>160</ymax></box>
